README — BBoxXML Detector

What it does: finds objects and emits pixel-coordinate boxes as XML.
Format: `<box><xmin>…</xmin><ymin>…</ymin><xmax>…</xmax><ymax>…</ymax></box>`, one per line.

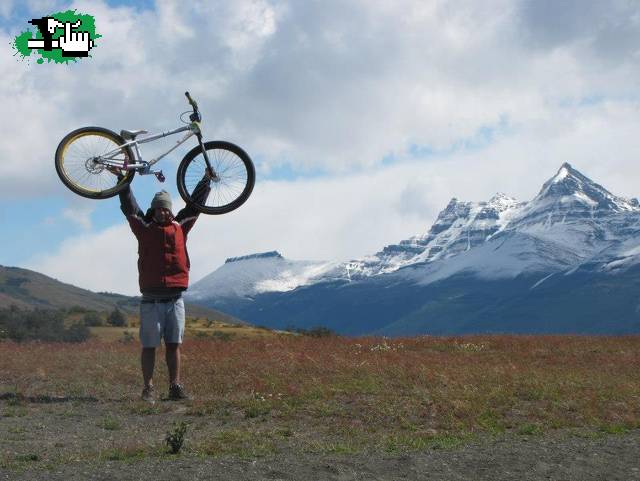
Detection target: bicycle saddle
<box><xmin>120</xmin><ymin>129</ymin><xmax>148</xmax><ymax>140</ymax></box>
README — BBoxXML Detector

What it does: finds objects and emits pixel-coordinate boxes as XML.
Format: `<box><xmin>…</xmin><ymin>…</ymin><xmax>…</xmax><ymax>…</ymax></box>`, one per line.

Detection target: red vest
<box><xmin>127</xmin><ymin>216</ymin><xmax>195</xmax><ymax>293</ymax></box>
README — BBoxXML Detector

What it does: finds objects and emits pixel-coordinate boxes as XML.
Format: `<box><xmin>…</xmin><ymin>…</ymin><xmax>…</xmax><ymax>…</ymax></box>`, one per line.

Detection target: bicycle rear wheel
<box><xmin>177</xmin><ymin>141</ymin><xmax>255</xmax><ymax>215</ymax></box>
<box><xmin>55</xmin><ymin>127</ymin><xmax>135</xmax><ymax>199</ymax></box>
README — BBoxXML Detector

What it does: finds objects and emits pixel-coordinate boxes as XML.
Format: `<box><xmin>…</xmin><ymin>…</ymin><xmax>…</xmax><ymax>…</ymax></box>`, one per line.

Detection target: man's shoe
<box><xmin>168</xmin><ymin>383</ymin><xmax>192</xmax><ymax>401</ymax></box>
<box><xmin>141</xmin><ymin>385</ymin><xmax>156</xmax><ymax>404</ymax></box>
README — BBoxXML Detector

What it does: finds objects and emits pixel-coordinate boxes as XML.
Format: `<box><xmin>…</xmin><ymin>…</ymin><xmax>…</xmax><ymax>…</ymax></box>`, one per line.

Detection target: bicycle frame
<box><xmin>97</xmin><ymin>122</ymin><xmax>200</xmax><ymax>175</ymax></box>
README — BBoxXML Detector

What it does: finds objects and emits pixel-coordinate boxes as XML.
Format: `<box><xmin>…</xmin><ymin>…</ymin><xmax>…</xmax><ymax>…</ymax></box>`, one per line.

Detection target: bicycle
<box><xmin>55</xmin><ymin>92</ymin><xmax>255</xmax><ymax>215</ymax></box>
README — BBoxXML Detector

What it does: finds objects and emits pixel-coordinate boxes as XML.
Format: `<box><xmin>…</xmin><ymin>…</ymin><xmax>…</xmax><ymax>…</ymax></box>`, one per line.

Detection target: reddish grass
<box><xmin>1</xmin><ymin>335</ymin><xmax>639</xmax><ymax>436</ymax></box>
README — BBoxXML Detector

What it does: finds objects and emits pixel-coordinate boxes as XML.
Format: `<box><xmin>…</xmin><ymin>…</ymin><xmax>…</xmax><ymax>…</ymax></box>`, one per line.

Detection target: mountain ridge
<box><xmin>190</xmin><ymin>162</ymin><xmax>640</xmax><ymax>297</ymax></box>
<box><xmin>0</xmin><ymin>264</ymin><xmax>247</xmax><ymax>325</ymax></box>
<box><xmin>186</xmin><ymin>163</ymin><xmax>640</xmax><ymax>335</ymax></box>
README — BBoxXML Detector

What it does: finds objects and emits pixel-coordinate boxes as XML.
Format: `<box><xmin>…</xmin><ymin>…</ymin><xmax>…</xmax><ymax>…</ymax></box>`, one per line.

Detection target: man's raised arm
<box><xmin>175</xmin><ymin>175</ymin><xmax>212</xmax><ymax>235</ymax></box>
<box><xmin>119</xmin><ymin>181</ymin><xmax>147</xmax><ymax>238</ymax></box>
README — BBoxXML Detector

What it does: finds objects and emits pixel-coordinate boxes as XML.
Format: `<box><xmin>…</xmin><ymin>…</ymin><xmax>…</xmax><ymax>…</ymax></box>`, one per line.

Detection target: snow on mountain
<box><xmin>188</xmin><ymin>163</ymin><xmax>640</xmax><ymax>302</ymax></box>
<box><xmin>188</xmin><ymin>251</ymin><xmax>339</xmax><ymax>300</ymax></box>
<box><xmin>531</xmin><ymin>162</ymin><xmax>637</xmax><ymax>213</ymax></box>
<box><xmin>400</xmin><ymin>231</ymin><xmax>584</xmax><ymax>287</ymax></box>
<box><xmin>344</xmin><ymin>192</ymin><xmax>524</xmax><ymax>279</ymax></box>
<box><xmin>586</xmin><ymin>236</ymin><xmax>640</xmax><ymax>273</ymax></box>
<box><xmin>507</xmin><ymin>163</ymin><xmax>640</xmax><ymax>259</ymax></box>
<box><xmin>391</xmin><ymin>162</ymin><xmax>640</xmax><ymax>284</ymax></box>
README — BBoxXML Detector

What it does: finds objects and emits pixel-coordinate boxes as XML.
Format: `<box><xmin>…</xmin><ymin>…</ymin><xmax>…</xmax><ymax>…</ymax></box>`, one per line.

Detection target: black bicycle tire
<box><xmin>177</xmin><ymin>141</ymin><xmax>255</xmax><ymax>215</ymax></box>
<box><xmin>55</xmin><ymin>126</ymin><xmax>135</xmax><ymax>199</ymax></box>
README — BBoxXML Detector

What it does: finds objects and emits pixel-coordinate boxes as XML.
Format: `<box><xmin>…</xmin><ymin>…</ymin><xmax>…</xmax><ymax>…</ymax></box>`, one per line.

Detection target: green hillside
<box><xmin>0</xmin><ymin>265</ymin><xmax>246</xmax><ymax>326</ymax></box>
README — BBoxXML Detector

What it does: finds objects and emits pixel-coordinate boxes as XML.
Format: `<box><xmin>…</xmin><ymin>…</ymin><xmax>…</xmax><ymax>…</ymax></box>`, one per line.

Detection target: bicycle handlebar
<box><xmin>185</xmin><ymin>91</ymin><xmax>201</xmax><ymax>122</ymax></box>
<box><xmin>185</xmin><ymin>91</ymin><xmax>198</xmax><ymax>109</ymax></box>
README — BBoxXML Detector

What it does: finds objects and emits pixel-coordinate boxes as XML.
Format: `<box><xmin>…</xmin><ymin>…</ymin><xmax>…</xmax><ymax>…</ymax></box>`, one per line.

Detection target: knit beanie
<box><xmin>150</xmin><ymin>190</ymin><xmax>172</xmax><ymax>211</ymax></box>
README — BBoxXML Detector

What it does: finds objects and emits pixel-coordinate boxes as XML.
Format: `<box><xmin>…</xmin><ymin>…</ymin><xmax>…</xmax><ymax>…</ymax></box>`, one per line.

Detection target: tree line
<box><xmin>0</xmin><ymin>305</ymin><xmax>129</xmax><ymax>342</ymax></box>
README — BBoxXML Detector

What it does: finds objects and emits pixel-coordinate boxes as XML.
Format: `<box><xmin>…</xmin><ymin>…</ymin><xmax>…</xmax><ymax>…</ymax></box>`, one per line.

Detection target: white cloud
<box><xmin>25</xmin><ymin>223</ymin><xmax>141</xmax><ymax>295</ymax></box>
<box><xmin>7</xmin><ymin>0</ymin><xmax>640</xmax><ymax>293</ymax></box>
<box><xmin>61</xmin><ymin>203</ymin><xmax>94</xmax><ymax>230</ymax></box>
<box><xmin>157</xmin><ymin>0</ymin><xmax>195</xmax><ymax>40</ymax></box>
<box><xmin>3</xmin><ymin>0</ymin><xmax>640</xmax><ymax>183</ymax></box>
<box><xmin>0</xmin><ymin>2</ymin><xmax>13</xmax><ymax>19</ymax></box>
<box><xmin>26</xmin><ymin>0</ymin><xmax>66</xmax><ymax>14</ymax></box>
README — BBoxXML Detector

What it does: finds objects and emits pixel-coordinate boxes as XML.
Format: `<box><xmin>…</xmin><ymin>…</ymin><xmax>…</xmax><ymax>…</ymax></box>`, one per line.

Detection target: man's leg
<box><xmin>165</xmin><ymin>298</ymin><xmax>185</xmax><ymax>386</ymax></box>
<box><xmin>165</xmin><ymin>343</ymin><xmax>180</xmax><ymax>386</ymax></box>
<box><xmin>141</xmin><ymin>347</ymin><xmax>156</xmax><ymax>387</ymax></box>
<box><xmin>139</xmin><ymin>301</ymin><xmax>161</xmax><ymax>401</ymax></box>
<box><xmin>165</xmin><ymin>298</ymin><xmax>190</xmax><ymax>399</ymax></box>
<box><xmin>166</xmin><ymin>342</ymin><xmax>190</xmax><ymax>399</ymax></box>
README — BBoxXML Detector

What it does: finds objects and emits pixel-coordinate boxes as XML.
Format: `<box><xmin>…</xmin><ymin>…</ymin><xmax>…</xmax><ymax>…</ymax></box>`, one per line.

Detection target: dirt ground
<box><xmin>4</xmin><ymin>432</ymin><xmax>640</xmax><ymax>481</ymax></box>
<box><xmin>1</xmin><ymin>398</ymin><xmax>638</xmax><ymax>481</ymax></box>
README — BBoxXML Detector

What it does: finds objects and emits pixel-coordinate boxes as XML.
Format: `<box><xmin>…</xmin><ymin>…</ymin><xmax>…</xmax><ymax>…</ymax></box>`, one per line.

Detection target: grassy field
<box><xmin>1</xmin><ymin>334</ymin><xmax>639</xmax><ymax>470</ymax></box>
<box><xmin>87</xmin><ymin>319</ymin><xmax>286</xmax><ymax>342</ymax></box>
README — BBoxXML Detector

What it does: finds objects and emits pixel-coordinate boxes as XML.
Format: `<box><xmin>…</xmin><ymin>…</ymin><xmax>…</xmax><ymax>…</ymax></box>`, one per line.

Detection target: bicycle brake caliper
<box><xmin>154</xmin><ymin>171</ymin><xmax>165</xmax><ymax>183</ymax></box>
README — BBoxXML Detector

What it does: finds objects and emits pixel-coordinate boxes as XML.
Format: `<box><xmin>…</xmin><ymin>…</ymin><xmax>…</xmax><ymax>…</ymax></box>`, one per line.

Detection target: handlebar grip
<box><xmin>185</xmin><ymin>91</ymin><xmax>197</xmax><ymax>108</ymax></box>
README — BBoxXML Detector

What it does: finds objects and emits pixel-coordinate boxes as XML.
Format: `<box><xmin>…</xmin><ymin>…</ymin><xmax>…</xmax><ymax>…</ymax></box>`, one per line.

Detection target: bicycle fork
<box><xmin>196</xmin><ymin>134</ymin><xmax>218</xmax><ymax>181</ymax></box>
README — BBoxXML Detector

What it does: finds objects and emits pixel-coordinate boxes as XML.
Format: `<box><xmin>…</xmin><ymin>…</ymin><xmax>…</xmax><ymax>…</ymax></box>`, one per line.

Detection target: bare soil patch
<box><xmin>1</xmin><ymin>399</ymin><xmax>639</xmax><ymax>481</ymax></box>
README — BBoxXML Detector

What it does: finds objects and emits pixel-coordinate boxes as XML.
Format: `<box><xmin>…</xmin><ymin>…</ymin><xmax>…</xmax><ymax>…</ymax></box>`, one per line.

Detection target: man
<box><xmin>119</xmin><ymin>176</ymin><xmax>211</xmax><ymax>403</ymax></box>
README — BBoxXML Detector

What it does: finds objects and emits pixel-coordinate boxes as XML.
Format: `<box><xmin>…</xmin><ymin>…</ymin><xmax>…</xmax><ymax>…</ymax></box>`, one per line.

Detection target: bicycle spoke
<box><xmin>59</xmin><ymin>132</ymin><xmax>128</xmax><ymax>193</ymax></box>
<box><xmin>179</xmin><ymin>144</ymin><xmax>252</xmax><ymax>213</ymax></box>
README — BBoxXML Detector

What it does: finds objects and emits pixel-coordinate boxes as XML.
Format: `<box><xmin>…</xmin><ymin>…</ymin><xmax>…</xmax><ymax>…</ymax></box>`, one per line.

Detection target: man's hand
<box><xmin>106</xmin><ymin>165</ymin><xmax>125</xmax><ymax>182</ymax></box>
<box><xmin>58</xmin><ymin>20</ymin><xmax>94</xmax><ymax>54</ymax></box>
<box><xmin>203</xmin><ymin>168</ymin><xmax>216</xmax><ymax>181</ymax></box>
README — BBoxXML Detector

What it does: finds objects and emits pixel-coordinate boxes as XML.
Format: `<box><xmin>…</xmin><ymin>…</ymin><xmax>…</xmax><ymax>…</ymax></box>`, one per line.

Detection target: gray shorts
<box><xmin>139</xmin><ymin>297</ymin><xmax>185</xmax><ymax>348</ymax></box>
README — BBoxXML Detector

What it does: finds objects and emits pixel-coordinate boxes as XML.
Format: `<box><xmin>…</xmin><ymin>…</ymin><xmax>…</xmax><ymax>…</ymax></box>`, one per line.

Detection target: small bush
<box><xmin>0</xmin><ymin>306</ymin><xmax>90</xmax><ymax>342</ymax></box>
<box><xmin>108</xmin><ymin>308</ymin><xmax>127</xmax><ymax>327</ymax></box>
<box><xmin>283</xmin><ymin>325</ymin><xmax>336</xmax><ymax>337</ymax></box>
<box><xmin>99</xmin><ymin>416</ymin><xmax>121</xmax><ymax>431</ymax></box>
<box><xmin>83</xmin><ymin>311</ymin><xmax>104</xmax><ymax>327</ymax></box>
<box><xmin>15</xmin><ymin>453</ymin><xmax>39</xmax><ymax>462</ymax></box>
<box><xmin>165</xmin><ymin>421</ymin><xmax>188</xmax><ymax>454</ymax></box>
<box><xmin>64</xmin><ymin>322</ymin><xmax>91</xmax><ymax>342</ymax></box>
<box><xmin>67</xmin><ymin>305</ymin><xmax>88</xmax><ymax>314</ymax></box>
<box><xmin>104</xmin><ymin>446</ymin><xmax>145</xmax><ymax>461</ymax></box>
<box><xmin>307</xmin><ymin>327</ymin><xmax>337</xmax><ymax>337</ymax></box>
<box><xmin>211</xmin><ymin>330</ymin><xmax>235</xmax><ymax>341</ymax></box>
<box><xmin>518</xmin><ymin>423</ymin><xmax>543</xmax><ymax>435</ymax></box>
<box><xmin>120</xmin><ymin>331</ymin><xmax>135</xmax><ymax>343</ymax></box>
<box><xmin>289</xmin><ymin>326</ymin><xmax>337</xmax><ymax>337</ymax></box>
<box><xmin>244</xmin><ymin>402</ymin><xmax>271</xmax><ymax>418</ymax></box>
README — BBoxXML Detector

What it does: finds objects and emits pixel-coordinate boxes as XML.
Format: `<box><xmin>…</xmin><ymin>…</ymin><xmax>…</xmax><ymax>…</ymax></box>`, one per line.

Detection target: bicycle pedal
<box><xmin>154</xmin><ymin>171</ymin><xmax>165</xmax><ymax>183</ymax></box>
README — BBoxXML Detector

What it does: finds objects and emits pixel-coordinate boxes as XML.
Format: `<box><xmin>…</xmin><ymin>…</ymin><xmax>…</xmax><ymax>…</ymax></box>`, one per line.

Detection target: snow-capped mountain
<box><xmin>187</xmin><ymin>163</ymin><xmax>640</xmax><ymax>335</ymax></box>
<box><xmin>349</xmin><ymin>162</ymin><xmax>640</xmax><ymax>279</ymax></box>
<box><xmin>507</xmin><ymin>162</ymin><xmax>640</xmax><ymax>256</ymax></box>
<box><xmin>188</xmin><ymin>251</ymin><xmax>339</xmax><ymax>300</ymax></box>
<box><xmin>345</xmin><ymin>192</ymin><xmax>524</xmax><ymax>279</ymax></box>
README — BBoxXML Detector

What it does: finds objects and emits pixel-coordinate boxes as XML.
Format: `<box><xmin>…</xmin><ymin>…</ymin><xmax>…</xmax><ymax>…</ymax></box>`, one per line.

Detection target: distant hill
<box><xmin>0</xmin><ymin>265</ymin><xmax>247</xmax><ymax>326</ymax></box>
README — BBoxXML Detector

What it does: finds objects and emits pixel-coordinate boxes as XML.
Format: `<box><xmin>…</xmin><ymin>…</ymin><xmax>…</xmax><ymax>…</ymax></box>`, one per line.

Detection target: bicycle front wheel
<box><xmin>55</xmin><ymin>127</ymin><xmax>135</xmax><ymax>199</ymax></box>
<box><xmin>177</xmin><ymin>141</ymin><xmax>255</xmax><ymax>215</ymax></box>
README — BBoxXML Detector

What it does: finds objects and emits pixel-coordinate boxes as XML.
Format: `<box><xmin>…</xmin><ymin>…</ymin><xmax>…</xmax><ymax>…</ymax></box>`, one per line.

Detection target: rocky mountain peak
<box><xmin>225</xmin><ymin>251</ymin><xmax>284</xmax><ymax>264</ymax></box>
<box><xmin>531</xmin><ymin>162</ymin><xmax>636</xmax><ymax>213</ymax></box>
<box><xmin>430</xmin><ymin>198</ymin><xmax>472</xmax><ymax>231</ymax></box>
<box><xmin>488</xmin><ymin>192</ymin><xmax>519</xmax><ymax>211</ymax></box>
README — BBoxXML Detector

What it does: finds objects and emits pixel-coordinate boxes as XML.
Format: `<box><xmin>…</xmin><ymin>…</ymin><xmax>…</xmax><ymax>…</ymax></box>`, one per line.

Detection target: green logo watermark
<box><xmin>12</xmin><ymin>10</ymin><xmax>100</xmax><ymax>64</ymax></box>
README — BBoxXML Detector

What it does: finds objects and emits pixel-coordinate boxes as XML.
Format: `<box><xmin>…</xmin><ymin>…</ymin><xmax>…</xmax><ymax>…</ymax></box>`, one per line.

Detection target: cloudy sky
<box><xmin>1</xmin><ymin>0</ymin><xmax>640</xmax><ymax>296</ymax></box>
